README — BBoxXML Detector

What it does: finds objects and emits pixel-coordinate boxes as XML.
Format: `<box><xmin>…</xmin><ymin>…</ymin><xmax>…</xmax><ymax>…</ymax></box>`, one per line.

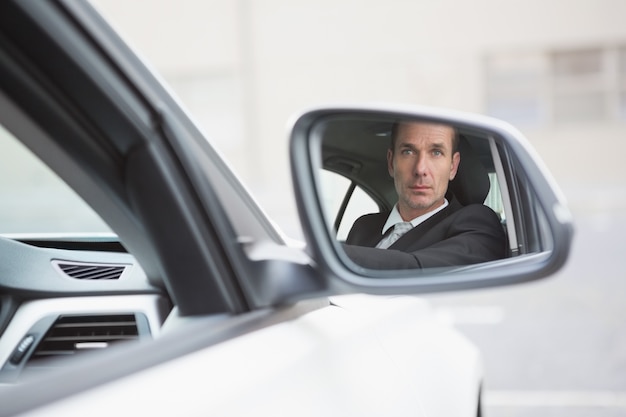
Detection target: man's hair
<box><xmin>389</xmin><ymin>121</ymin><xmax>459</xmax><ymax>155</ymax></box>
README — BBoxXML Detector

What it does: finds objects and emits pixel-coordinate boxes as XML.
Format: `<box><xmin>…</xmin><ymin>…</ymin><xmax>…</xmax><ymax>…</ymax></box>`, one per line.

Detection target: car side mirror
<box><xmin>290</xmin><ymin>105</ymin><xmax>574</xmax><ymax>294</ymax></box>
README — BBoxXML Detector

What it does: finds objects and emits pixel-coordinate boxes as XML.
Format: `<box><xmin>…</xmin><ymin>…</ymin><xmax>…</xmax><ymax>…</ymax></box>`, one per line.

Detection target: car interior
<box><xmin>317</xmin><ymin>117</ymin><xmax>550</xmax><ymax>259</ymax></box>
<box><xmin>0</xmin><ymin>121</ymin><xmax>171</xmax><ymax>384</ymax></box>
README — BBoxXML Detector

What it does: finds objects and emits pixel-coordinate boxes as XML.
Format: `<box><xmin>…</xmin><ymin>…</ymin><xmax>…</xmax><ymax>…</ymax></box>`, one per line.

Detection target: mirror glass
<box><xmin>311</xmin><ymin>114</ymin><xmax>553</xmax><ymax>272</ymax></box>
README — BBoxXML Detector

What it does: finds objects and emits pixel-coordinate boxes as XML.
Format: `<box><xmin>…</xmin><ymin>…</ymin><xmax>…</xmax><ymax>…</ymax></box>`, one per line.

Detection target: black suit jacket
<box><xmin>342</xmin><ymin>198</ymin><xmax>507</xmax><ymax>269</ymax></box>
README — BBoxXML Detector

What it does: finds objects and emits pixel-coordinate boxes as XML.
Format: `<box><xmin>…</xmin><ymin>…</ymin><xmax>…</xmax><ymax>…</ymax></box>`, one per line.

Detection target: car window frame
<box><xmin>0</xmin><ymin>0</ymin><xmax>257</xmax><ymax>315</ymax></box>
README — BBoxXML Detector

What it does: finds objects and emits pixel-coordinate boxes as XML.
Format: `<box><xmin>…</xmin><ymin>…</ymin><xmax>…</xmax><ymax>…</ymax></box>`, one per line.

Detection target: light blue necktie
<box><xmin>377</xmin><ymin>221</ymin><xmax>413</xmax><ymax>249</ymax></box>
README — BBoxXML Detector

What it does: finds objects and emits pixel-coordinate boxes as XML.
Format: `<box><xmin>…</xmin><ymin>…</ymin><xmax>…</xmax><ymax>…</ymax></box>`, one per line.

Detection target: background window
<box><xmin>552</xmin><ymin>48</ymin><xmax>607</xmax><ymax>123</ymax></box>
<box><xmin>485</xmin><ymin>53</ymin><xmax>546</xmax><ymax>126</ymax></box>
<box><xmin>486</xmin><ymin>45</ymin><xmax>625</xmax><ymax>126</ymax></box>
<box><xmin>619</xmin><ymin>47</ymin><xmax>626</xmax><ymax>120</ymax></box>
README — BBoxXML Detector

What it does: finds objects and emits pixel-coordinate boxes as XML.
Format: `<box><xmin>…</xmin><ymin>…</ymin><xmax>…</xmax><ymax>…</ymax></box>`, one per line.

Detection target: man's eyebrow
<box><xmin>429</xmin><ymin>141</ymin><xmax>450</xmax><ymax>151</ymax></box>
<box><xmin>396</xmin><ymin>140</ymin><xmax>449</xmax><ymax>151</ymax></box>
<box><xmin>396</xmin><ymin>141</ymin><xmax>415</xmax><ymax>149</ymax></box>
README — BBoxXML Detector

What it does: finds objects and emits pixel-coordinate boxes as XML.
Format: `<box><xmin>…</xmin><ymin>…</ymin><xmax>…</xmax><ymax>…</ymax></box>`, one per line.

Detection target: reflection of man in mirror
<box><xmin>343</xmin><ymin>121</ymin><xmax>506</xmax><ymax>269</ymax></box>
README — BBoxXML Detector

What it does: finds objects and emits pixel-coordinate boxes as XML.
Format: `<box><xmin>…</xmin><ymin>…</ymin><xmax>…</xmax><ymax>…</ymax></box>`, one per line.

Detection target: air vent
<box><xmin>53</xmin><ymin>261</ymin><xmax>128</xmax><ymax>280</ymax></box>
<box><xmin>28</xmin><ymin>314</ymin><xmax>139</xmax><ymax>364</ymax></box>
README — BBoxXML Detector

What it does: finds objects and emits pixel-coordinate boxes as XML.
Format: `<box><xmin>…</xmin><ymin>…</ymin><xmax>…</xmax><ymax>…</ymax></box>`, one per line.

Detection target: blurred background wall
<box><xmin>92</xmin><ymin>0</ymin><xmax>626</xmax><ymax>238</ymax></box>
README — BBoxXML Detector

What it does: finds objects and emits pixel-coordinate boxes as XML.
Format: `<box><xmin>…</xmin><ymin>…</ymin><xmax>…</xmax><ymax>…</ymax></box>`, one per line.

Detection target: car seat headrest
<box><xmin>447</xmin><ymin>135</ymin><xmax>490</xmax><ymax>205</ymax></box>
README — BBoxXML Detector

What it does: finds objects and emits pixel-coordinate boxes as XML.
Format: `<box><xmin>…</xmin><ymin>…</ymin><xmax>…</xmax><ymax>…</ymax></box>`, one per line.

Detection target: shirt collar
<box><xmin>381</xmin><ymin>199</ymin><xmax>449</xmax><ymax>235</ymax></box>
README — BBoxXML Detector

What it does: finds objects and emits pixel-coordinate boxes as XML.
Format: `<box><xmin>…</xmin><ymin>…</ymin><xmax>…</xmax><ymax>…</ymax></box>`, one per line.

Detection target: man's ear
<box><xmin>449</xmin><ymin>151</ymin><xmax>461</xmax><ymax>180</ymax></box>
<box><xmin>387</xmin><ymin>149</ymin><xmax>394</xmax><ymax>177</ymax></box>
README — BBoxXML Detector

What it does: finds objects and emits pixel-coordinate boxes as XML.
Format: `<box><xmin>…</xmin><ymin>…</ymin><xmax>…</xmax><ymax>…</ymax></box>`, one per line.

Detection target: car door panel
<box><xmin>14</xmin><ymin>295</ymin><xmax>479</xmax><ymax>417</ymax></box>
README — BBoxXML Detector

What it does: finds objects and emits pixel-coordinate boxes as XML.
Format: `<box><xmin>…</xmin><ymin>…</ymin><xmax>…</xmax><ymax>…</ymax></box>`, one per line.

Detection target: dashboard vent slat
<box><xmin>53</xmin><ymin>261</ymin><xmax>127</xmax><ymax>280</ymax></box>
<box><xmin>28</xmin><ymin>314</ymin><xmax>139</xmax><ymax>364</ymax></box>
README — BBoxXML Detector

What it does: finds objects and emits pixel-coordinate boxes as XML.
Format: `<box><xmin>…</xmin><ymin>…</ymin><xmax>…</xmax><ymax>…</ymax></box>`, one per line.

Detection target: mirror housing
<box><xmin>290</xmin><ymin>104</ymin><xmax>574</xmax><ymax>295</ymax></box>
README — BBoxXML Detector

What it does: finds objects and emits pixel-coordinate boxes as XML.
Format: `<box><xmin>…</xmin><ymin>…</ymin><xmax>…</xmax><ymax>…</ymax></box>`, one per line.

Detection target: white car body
<box><xmin>20</xmin><ymin>295</ymin><xmax>481</xmax><ymax>417</ymax></box>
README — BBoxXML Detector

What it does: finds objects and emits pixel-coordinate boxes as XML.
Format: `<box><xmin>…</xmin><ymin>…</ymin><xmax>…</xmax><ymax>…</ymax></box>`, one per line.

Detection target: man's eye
<box><xmin>401</xmin><ymin>149</ymin><xmax>413</xmax><ymax>155</ymax></box>
<box><xmin>432</xmin><ymin>149</ymin><xmax>443</xmax><ymax>156</ymax></box>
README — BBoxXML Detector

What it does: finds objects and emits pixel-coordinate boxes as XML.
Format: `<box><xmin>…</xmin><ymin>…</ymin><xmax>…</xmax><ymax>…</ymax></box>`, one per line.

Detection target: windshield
<box><xmin>0</xmin><ymin>123</ymin><xmax>112</xmax><ymax>235</ymax></box>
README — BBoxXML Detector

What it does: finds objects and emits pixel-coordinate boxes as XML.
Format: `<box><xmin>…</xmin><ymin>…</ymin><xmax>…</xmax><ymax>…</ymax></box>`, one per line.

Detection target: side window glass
<box><xmin>319</xmin><ymin>170</ymin><xmax>378</xmax><ymax>241</ymax></box>
<box><xmin>0</xmin><ymin>124</ymin><xmax>111</xmax><ymax>234</ymax></box>
<box><xmin>485</xmin><ymin>172</ymin><xmax>506</xmax><ymax>222</ymax></box>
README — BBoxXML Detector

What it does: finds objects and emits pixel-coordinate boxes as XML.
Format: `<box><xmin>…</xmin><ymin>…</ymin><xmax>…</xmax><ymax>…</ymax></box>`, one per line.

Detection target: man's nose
<box><xmin>414</xmin><ymin>153</ymin><xmax>428</xmax><ymax>177</ymax></box>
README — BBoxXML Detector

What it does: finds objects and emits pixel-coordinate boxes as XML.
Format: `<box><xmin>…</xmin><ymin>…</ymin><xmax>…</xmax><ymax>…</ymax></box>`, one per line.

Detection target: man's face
<box><xmin>388</xmin><ymin>122</ymin><xmax>460</xmax><ymax>221</ymax></box>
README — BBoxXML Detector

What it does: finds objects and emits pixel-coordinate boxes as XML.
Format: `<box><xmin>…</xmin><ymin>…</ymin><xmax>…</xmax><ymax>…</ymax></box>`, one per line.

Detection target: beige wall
<box><xmin>93</xmin><ymin>0</ymin><xmax>626</xmax><ymax>236</ymax></box>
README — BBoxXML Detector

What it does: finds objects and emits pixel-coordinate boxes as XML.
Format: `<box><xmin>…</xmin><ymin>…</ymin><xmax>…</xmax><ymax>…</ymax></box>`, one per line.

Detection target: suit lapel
<box><xmin>389</xmin><ymin>198</ymin><xmax>462</xmax><ymax>250</ymax></box>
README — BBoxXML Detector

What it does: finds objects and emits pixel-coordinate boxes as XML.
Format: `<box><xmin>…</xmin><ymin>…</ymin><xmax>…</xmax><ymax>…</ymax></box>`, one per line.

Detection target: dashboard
<box><xmin>0</xmin><ymin>236</ymin><xmax>171</xmax><ymax>383</ymax></box>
